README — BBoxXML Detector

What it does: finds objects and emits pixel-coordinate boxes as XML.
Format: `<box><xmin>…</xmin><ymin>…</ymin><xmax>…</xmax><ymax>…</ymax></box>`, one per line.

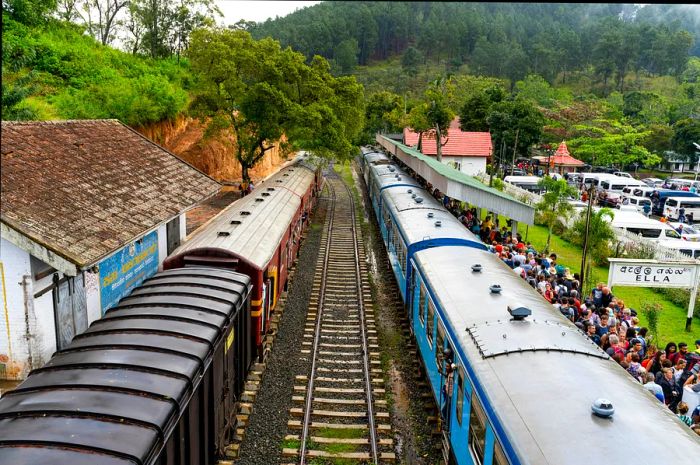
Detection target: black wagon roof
<box><xmin>0</xmin><ymin>267</ymin><xmax>251</xmax><ymax>465</ymax></box>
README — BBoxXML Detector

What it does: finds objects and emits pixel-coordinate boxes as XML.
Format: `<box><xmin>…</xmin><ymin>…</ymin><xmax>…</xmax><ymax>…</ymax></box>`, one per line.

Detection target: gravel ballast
<box><xmin>235</xmin><ymin>194</ymin><xmax>328</xmax><ymax>465</ymax></box>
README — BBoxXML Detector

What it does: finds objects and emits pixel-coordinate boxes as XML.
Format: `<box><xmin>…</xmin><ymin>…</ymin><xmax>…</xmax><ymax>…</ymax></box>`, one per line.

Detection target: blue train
<box><xmin>361</xmin><ymin>147</ymin><xmax>700</xmax><ymax>465</ymax></box>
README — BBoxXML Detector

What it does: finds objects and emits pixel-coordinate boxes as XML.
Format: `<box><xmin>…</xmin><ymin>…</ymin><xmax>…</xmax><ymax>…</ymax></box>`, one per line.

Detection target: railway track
<box><xmin>283</xmin><ymin>171</ymin><xmax>395</xmax><ymax>464</ymax></box>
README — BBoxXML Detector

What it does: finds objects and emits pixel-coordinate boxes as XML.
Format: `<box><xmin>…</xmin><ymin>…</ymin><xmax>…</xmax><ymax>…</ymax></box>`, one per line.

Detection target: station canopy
<box><xmin>376</xmin><ymin>135</ymin><xmax>535</xmax><ymax>225</ymax></box>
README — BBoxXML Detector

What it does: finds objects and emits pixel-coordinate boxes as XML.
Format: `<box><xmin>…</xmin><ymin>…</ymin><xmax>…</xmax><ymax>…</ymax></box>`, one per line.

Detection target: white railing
<box><xmin>474</xmin><ymin>173</ymin><xmax>543</xmax><ymax>206</ymax></box>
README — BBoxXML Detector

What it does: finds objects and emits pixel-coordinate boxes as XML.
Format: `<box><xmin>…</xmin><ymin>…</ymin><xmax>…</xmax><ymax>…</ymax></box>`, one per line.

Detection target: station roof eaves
<box><xmin>377</xmin><ymin>135</ymin><xmax>535</xmax><ymax>225</ymax></box>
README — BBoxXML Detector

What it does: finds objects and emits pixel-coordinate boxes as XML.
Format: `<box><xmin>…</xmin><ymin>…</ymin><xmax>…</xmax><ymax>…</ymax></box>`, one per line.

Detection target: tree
<box><xmin>420</xmin><ymin>76</ymin><xmax>455</xmax><ymax>162</ymax></box>
<box><xmin>3</xmin><ymin>0</ymin><xmax>57</xmax><ymax>25</ymax></box>
<box><xmin>570</xmin><ymin>208</ymin><xmax>616</xmax><ymax>265</ymax></box>
<box><xmin>486</xmin><ymin>97</ymin><xmax>545</xmax><ymax>169</ymax></box>
<box><xmin>131</xmin><ymin>0</ymin><xmax>220</xmax><ymax>58</ymax></box>
<box><xmin>622</xmin><ymin>91</ymin><xmax>668</xmax><ymax>125</ymax></box>
<box><xmin>672</xmin><ymin>118</ymin><xmax>700</xmax><ymax>168</ymax></box>
<box><xmin>401</xmin><ymin>46</ymin><xmax>422</xmax><ymax>77</ymax></box>
<box><xmin>568</xmin><ymin>121</ymin><xmax>662</xmax><ymax>169</ymax></box>
<box><xmin>333</xmin><ymin>38</ymin><xmax>359</xmax><ymax>74</ymax></box>
<box><xmin>535</xmin><ymin>176</ymin><xmax>578</xmax><ymax>253</ymax></box>
<box><xmin>81</xmin><ymin>0</ymin><xmax>130</xmax><ymax>46</ymax></box>
<box><xmin>362</xmin><ymin>91</ymin><xmax>404</xmax><ymax>143</ymax></box>
<box><xmin>188</xmin><ymin>29</ymin><xmax>364</xmax><ymax>182</ymax></box>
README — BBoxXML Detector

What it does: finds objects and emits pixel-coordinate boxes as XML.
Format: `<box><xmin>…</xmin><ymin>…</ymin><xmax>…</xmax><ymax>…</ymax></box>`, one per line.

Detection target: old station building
<box><xmin>0</xmin><ymin>120</ymin><xmax>221</xmax><ymax>381</ymax></box>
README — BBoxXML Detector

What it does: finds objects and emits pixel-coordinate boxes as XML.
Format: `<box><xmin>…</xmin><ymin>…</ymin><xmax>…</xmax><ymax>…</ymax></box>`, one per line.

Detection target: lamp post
<box><xmin>580</xmin><ymin>178</ymin><xmax>596</xmax><ymax>290</ymax></box>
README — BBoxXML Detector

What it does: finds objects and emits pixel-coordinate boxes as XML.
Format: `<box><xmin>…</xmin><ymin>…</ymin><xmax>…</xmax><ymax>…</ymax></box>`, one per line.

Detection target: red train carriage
<box><xmin>164</xmin><ymin>159</ymin><xmax>320</xmax><ymax>357</ymax></box>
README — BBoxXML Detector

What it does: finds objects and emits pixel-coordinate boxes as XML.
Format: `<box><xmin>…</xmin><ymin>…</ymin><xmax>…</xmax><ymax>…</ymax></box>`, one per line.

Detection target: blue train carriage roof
<box><xmin>412</xmin><ymin>245</ymin><xmax>700</xmax><ymax>464</ymax></box>
<box><xmin>370</xmin><ymin>164</ymin><xmax>422</xmax><ymax>191</ymax></box>
<box><xmin>382</xmin><ymin>186</ymin><xmax>483</xmax><ymax>248</ymax></box>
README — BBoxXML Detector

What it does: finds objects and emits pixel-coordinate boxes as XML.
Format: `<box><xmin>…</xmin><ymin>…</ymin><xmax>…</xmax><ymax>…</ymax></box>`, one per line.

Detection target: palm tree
<box><xmin>535</xmin><ymin>176</ymin><xmax>578</xmax><ymax>253</ymax></box>
<box><xmin>573</xmin><ymin>207</ymin><xmax>616</xmax><ymax>265</ymax></box>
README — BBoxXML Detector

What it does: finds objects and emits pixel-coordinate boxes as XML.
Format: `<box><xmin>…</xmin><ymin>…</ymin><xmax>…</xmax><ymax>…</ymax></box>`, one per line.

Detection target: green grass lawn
<box><xmin>519</xmin><ymin>221</ymin><xmax>700</xmax><ymax>348</ymax></box>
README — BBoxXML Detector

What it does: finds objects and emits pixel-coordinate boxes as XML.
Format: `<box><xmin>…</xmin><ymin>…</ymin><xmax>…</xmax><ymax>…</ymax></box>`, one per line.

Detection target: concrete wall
<box><xmin>443</xmin><ymin>156</ymin><xmax>487</xmax><ymax>176</ymax></box>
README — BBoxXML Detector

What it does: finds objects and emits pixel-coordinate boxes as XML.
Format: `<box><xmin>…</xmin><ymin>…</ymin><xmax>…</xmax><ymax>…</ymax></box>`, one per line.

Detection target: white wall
<box><xmin>157</xmin><ymin>223</ymin><xmax>168</xmax><ymax>270</ymax></box>
<box><xmin>443</xmin><ymin>156</ymin><xmax>487</xmax><ymax>176</ymax></box>
<box><xmin>0</xmin><ymin>238</ymin><xmax>55</xmax><ymax>379</ymax></box>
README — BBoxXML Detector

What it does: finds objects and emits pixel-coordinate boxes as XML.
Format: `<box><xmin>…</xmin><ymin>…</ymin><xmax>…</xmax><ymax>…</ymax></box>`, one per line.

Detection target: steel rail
<box><xmin>343</xmin><ymin>180</ymin><xmax>379</xmax><ymax>464</ymax></box>
<box><xmin>298</xmin><ymin>176</ymin><xmax>336</xmax><ymax>465</ymax></box>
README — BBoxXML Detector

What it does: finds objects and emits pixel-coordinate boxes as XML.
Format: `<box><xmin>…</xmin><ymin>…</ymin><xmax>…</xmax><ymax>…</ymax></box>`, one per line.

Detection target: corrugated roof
<box><xmin>403</xmin><ymin>118</ymin><xmax>492</xmax><ymax>157</ymax></box>
<box><xmin>376</xmin><ymin>135</ymin><xmax>535</xmax><ymax>225</ymax></box>
<box><xmin>1</xmin><ymin>120</ymin><xmax>221</xmax><ymax>269</ymax></box>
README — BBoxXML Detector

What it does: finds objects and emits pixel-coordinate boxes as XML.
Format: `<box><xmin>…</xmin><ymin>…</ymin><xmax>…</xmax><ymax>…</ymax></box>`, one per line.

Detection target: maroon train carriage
<box><xmin>0</xmin><ymin>267</ymin><xmax>252</xmax><ymax>465</ymax></box>
<box><xmin>164</xmin><ymin>159</ymin><xmax>320</xmax><ymax>357</ymax></box>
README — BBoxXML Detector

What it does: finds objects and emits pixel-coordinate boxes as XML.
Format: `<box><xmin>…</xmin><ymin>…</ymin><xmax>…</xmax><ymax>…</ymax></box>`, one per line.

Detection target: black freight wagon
<box><xmin>0</xmin><ymin>267</ymin><xmax>253</xmax><ymax>465</ymax></box>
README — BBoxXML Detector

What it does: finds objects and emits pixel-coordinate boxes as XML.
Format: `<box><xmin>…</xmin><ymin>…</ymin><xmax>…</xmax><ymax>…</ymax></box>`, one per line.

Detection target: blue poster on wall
<box><xmin>99</xmin><ymin>230</ymin><xmax>159</xmax><ymax>313</ymax></box>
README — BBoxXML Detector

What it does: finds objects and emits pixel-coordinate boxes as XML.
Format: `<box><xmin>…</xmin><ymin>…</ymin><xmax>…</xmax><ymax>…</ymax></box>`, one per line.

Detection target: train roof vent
<box><xmin>434</xmin><ymin>220</ymin><xmax>442</xmax><ymax>227</ymax></box>
<box><xmin>283</xmin><ymin>173</ymin><xmax>289</xmax><ymax>176</ymax></box>
<box><xmin>415</xmin><ymin>197</ymin><xmax>424</xmax><ymax>203</ymax></box>
<box><xmin>397</xmin><ymin>176</ymin><xmax>402</xmax><ymax>181</ymax></box>
<box><xmin>240</xmin><ymin>211</ymin><xmax>251</xmax><ymax>216</ymax></box>
<box><xmin>276</xmin><ymin>180</ymin><xmax>283</xmax><ymax>183</ymax></box>
<box><xmin>262</xmin><ymin>192</ymin><xmax>271</xmax><ymax>197</ymax></box>
<box><xmin>489</xmin><ymin>284</ymin><xmax>502</xmax><ymax>294</ymax></box>
<box><xmin>427</xmin><ymin>212</ymin><xmax>434</xmax><ymax>218</ymax></box>
<box><xmin>389</xmin><ymin>166</ymin><xmax>396</xmax><ymax>172</ymax></box>
<box><xmin>411</xmin><ymin>193</ymin><xmax>417</xmax><ymax>199</ymax></box>
<box><xmin>471</xmin><ymin>264</ymin><xmax>482</xmax><ymax>272</ymax></box>
<box><xmin>255</xmin><ymin>198</ymin><xmax>264</xmax><ymax>202</ymax></box>
<box><xmin>508</xmin><ymin>306</ymin><xmax>531</xmax><ymax>321</ymax></box>
<box><xmin>408</xmin><ymin>189</ymin><xmax>413</xmax><ymax>194</ymax></box>
<box><xmin>591</xmin><ymin>399</ymin><xmax>615</xmax><ymax>418</ymax></box>
<box><xmin>230</xmin><ymin>220</ymin><xmax>242</xmax><ymax>225</ymax></box>
<box><xmin>267</xmin><ymin>187</ymin><xmax>275</xmax><ymax>191</ymax></box>
<box><xmin>217</xmin><ymin>231</ymin><xmax>231</xmax><ymax>237</ymax></box>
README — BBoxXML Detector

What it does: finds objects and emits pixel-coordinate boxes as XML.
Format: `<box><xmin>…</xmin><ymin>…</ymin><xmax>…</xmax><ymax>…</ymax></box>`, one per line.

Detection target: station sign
<box><xmin>608</xmin><ymin>261</ymin><xmax>698</xmax><ymax>288</ymax></box>
<box><xmin>99</xmin><ymin>230</ymin><xmax>159</xmax><ymax>313</ymax></box>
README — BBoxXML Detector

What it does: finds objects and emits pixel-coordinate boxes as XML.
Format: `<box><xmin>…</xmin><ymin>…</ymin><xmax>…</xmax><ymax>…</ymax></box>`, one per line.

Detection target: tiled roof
<box><xmin>1</xmin><ymin>120</ymin><xmax>221</xmax><ymax>268</ymax></box>
<box><xmin>403</xmin><ymin>118</ymin><xmax>492</xmax><ymax>157</ymax></box>
<box><xmin>548</xmin><ymin>141</ymin><xmax>584</xmax><ymax>166</ymax></box>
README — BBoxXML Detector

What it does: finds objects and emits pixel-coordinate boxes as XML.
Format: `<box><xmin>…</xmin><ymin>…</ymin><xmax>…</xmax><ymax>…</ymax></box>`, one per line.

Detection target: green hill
<box><xmin>2</xmin><ymin>15</ymin><xmax>189</xmax><ymax>126</ymax></box>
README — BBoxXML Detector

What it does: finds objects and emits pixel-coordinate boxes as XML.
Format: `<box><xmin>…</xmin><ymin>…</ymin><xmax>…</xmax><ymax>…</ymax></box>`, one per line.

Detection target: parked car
<box><xmin>667</xmin><ymin>222</ymin><xmax>700</xmax><ymax>241</ymax></box>
<box><xmin>613</xmin><ymin>171</ymin><xmax>633</xmax><ymax>178</ymax></box>
<box><xmin>642</xmin><ymin>177</ymin><xmax>664</xmax><ymax>187</ymax></box>
<box><xmin>599</xmin><ymin>191</ymin><xmax>623</xmax><ymax>208</ymax></box>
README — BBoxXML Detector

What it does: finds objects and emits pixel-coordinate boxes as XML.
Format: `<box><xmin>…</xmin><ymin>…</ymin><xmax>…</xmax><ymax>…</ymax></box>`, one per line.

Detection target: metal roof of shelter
<box><xmin>376</xmin><ymin>135</ymin><xmax>535</xmax><ymax>225</ymax></box>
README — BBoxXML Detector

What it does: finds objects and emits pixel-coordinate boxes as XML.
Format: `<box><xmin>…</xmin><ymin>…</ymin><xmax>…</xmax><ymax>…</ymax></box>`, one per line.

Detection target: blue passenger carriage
<box><xmin>359</xmin><ymin>146</ymin><xmax>700</xmax><ymax>465</ymax></box>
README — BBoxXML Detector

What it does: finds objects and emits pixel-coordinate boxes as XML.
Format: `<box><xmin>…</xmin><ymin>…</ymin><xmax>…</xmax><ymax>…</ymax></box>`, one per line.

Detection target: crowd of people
<box><xmin>415</xmin><ymin>178</ymin><xmax>700</xmax><ymax>434</ymax></box>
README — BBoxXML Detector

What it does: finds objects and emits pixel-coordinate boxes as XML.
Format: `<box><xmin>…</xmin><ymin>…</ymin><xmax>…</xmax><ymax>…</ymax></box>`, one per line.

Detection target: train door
<box><xmin>53</xmin><ymin>273</ymin><xmax>88</xmax><ymax>349</ymax></box>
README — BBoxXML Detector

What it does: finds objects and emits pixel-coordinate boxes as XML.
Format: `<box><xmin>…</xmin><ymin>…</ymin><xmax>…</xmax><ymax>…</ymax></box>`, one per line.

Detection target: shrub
<box><xmin>641</xmin><ymin>302</ymin><xmax>662</xmax><ymax>343</ymax></box>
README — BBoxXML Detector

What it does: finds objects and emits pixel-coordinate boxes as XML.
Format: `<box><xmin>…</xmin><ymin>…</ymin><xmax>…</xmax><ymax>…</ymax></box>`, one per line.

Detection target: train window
<box><xmin>456</xmin><ymin>367</ymin><xmax>465</xmax><ymax>426</ymax></box>
<box><xmin>435</xmin><ymin>321</ymin><xmax>445</xmax><ymax>367</ymax></box>
<box><xmin>469</xmin><ymin>393</ymin><xmax>487</xmax><ymax>465</ymax></box>
<box><xmin>419</xmin><ymin>283</ymin><xmax>426</xmax><ymax>326</ymax></box>
<box><xmin>426</xmin><ymin>299</ymin><xmax>435</xmax><ymax>347</ymax></box>
<box><xmin>493</xmin><ymin>439</ymin><xmax>509</xmax><ymax>465</ymax></box>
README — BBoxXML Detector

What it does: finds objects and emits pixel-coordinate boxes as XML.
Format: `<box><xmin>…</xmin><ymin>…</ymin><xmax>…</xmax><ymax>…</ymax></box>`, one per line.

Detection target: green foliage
<box><xmin>568</xmin><ymin>208</ymin><xmax>616</xmax><ymax>265</ymax></box>
<box><xmin>622</xmin><ymin>91</ymin><xmax>668</xmax><ymax>125</ymax></box>
<box><xmin>1</xmin><ymin>71</ymin><xmax>38</xmax><ymax>120</ymax></box>
<box><xmin>401</xmin><ymin>46</ymin><xmax>422</xmax><ymax>77</ymax></box>
<box><xmin>535</xmin><ymin>176</ymin><xmax>578</xmax><ymax>253</ymax></box>
<box><xmin>515</xmin><ymin>74</ymin><xmax>572</xmax><ymax>108</ymax></box>
<box><xmin>362</xmin><ymin>90</ymin><xmax>404</xmax><ymax>143</ymax></box>
<box><xmin>188</xmin><ymin>28</ymin><xmax>364</xmax><ymax>180</ymax></box>
<box><xmin>3</xmin><ymin>0</ymin><xmax>57</xmax><ymax>26</ymax></box>
<box><xmin>568</xmin><ymin>120</ymin><xmax>662</xmax><ymax>168</ymax></box>
<box><xmin>641</xmin><ymin>302</ymin><xmax>662</xmax><ymax>343</ymax></box>
<box><xmin>487</xmin><ymin>97</ymin><xmax>546</xmax><ymax>163</ymax></box>
<box><xmin>1</xmin><ymin>17</ymin><xmax>189</xmax><ymax>125</ymax></box>
<box><xmin>333</xmin><ymin>38</ymin><xmax>359</xmax><ymax>74</ymax></box>
<box><xmin>672</xmin><ymin>118</ymin><xmax>700</xmax><ymax>166</ymax></box>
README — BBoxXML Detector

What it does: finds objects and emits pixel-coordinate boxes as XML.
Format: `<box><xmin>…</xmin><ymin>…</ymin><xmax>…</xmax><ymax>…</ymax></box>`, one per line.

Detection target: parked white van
<box><xmin>663</xmin><ymin>197</ymin><xmax>700</xmax><ymax>222</ymax></box>
<box><xmin>606</xmin><ymin>211</ymin><xmax>682</xmax><ymax>241</ymax></box>
<box><xmin>599</xmin><ymin>177</ymin><xmax>647</xmax><ymax>193</ymax></box>
<box><xmin>656</xmin><ymin>239</ymin><xmax>700</xmax><ymax>259</ymax></box>
<box><xmin>621</xmin><ymin>195</ymin><xmax>652</xmax><ymax>213</ymax></box>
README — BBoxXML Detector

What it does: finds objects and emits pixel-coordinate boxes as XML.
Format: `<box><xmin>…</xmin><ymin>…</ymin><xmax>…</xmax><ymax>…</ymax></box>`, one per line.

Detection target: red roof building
<box><xmin>533</xmin><ymin>141</ymin><xmax>584</xmax><ymax>174</ymax></box>
<box><xmin>403</xmin><ymin>118</ymin><xmax>492</xmax><ymax>175</ymax></box>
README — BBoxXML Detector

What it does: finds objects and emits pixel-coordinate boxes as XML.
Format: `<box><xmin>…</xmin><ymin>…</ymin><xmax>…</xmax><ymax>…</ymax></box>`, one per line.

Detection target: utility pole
<box><xmin>511</xmin><ymin>128</ymin><xmax>520</xmax><ymax>176</ymax></box>
<box><xmin>580</xmin><ymin>181</ymin><xmax>595</xmax><ymax>289</ymax></box>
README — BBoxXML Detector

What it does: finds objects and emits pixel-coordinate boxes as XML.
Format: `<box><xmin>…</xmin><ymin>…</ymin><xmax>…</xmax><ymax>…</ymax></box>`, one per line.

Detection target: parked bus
<box><xmin>651</xmin><ymin>190</ymin><xmax>700</xmax><ymax>215</ymax></box>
